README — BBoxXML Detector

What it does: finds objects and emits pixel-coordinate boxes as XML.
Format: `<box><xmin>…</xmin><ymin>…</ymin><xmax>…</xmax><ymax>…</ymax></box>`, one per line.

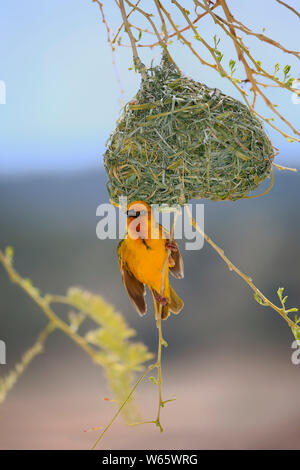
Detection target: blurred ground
<box><xmin>0</xmin><ymin>169</ymin><xmax>300</xmax><ymax>449</ymax></box>
<box><xmin>0</xmin><ymin>349</ymin><xmax>299</xmax><ymax>450</ymax></box>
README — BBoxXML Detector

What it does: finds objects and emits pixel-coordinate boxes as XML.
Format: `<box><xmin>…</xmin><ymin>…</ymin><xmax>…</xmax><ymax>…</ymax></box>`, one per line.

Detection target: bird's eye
<box><xmin>127</xmin><ymin>210</ymin><xmax>136</xmax><ymax>217</ymax></box>
<box><xmin>127</xmin><ymin>209</ymin><xmax>141</xmax><ymax>218</ymax></box>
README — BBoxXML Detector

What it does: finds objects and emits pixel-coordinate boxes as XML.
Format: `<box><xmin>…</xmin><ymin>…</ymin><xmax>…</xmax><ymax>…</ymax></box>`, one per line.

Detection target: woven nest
<box><xmin>104</xmin><ymin>55</ymin><xmax>274</xmax><ymax>206</ymax></box>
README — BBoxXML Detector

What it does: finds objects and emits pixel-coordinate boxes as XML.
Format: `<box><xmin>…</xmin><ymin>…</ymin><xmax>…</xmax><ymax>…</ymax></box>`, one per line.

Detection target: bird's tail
<box><xmin>169</xmin><ymin>285</ymin><xmax>184</xmax><ymax>315</ymax></box>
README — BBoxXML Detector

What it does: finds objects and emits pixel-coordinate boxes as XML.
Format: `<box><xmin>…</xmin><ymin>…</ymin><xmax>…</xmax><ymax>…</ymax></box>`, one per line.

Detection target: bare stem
<box><xmin>118</xmin><ymin>0</ymin><xmax>146</xmax><ymax>78</ymax></box>
<box><xmin>90</xmin><ymin>365</ymin><xmax>153</xmax><ymax>449</ymax></box>
<box><xmin>93</xmin><ymin>1</ymin><xmax>125</xmax><ymax>102</ymax></box>
<box><xmin>107</xmin><ymin>0</ymin><xmax>300</xmax><ymax>143</ymax></box>
<box><xmin>276</xmin><ymin>0</ymin><xmax>300</xmax><ymax>19</ymax></box>
<box><xmin>186</xmin><ymin>206</ymin><xmax>300</xmax><ymax>333</ymax></box>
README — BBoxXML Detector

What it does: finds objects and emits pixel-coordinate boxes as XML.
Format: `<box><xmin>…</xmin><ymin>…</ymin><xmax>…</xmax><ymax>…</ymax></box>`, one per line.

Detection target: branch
<box><xmin>124</xmin><ymin>0</ymin><xmax>179</xmax><ymax>70</ymax></box>
<box><xmin>93</xmin><ymin>1</ymin><xmax>125</xmax><ymax>101</ymax></box>
<box><xmin>0</xmin><ymin>323</ymin><xmax>54</xmax><ymax>405</ymax></box>
<box><xmin>118</xmin><ymin>0</ymin><xmax>147</xmax><ymax>78</ymax></box>
<box><xmin>276</xmin><ymin>0</ymin><xmax>300</xmax><ymax>19</ymax></box>
<box><xmin>186</xmin><ymin>206</ymin><xmax>300</xmax><ymax>336</ymax></box>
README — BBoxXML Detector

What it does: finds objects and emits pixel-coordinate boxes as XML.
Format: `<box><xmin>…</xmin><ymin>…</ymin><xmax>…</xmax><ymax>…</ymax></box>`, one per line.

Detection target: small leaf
<box><xmin>286</xmin><ymin>308</ymin><xmax>299</xmax><ymax>313</ymax></box>
<box><xmin>149</xmin><ymin>376</ymin><xmax>158</xmax><ymax>385</ymax></box>
<box><xmin>5</xmin><ymin>246</ymin><xmax>14</xmax><ymax>263</ymax></box>
<box><xmin>283</xmin><ymin>65</ymin><xmax>291</xmax><ymax>80</ymax></box>
<box><xmin>286</xmin><ymin>78</ymin><xmax>294</xmax><ymax>88</ymax></box>
<box><xmin>277</xmin><ymin>287</ymin><xmax>284</xmax><ymax>299</ymax></box>
<box><xmin>292</xmin><ymin>326</ymin><xmax>300</xmax><ymax>344</ymax></box>
<box><xmin>273</xmin><ymin>63</ymin><xmax>280</xmax><ymax>77</ymax></box>
<box><xmin>254</xmin><ymin>293</ymin><xmax>266</xmax><ymax>306</ymax></box>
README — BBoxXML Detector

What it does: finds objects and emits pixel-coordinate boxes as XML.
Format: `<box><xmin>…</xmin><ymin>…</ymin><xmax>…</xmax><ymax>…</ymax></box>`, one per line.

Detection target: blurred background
<box><xmin>0</xmin><ymin>0</ymin><xmax>300</xmax><ymax>450</ymax></box>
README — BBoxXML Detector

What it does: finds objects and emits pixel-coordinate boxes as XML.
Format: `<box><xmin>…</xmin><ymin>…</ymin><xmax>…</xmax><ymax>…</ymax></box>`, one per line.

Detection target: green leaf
<box><xmin>149</xmin><ymin>376</ymin><xmax>158</xmax><ymax>385</ymax></box>
<box><xmin>286</xmin><ymin>78</ymin><xmax>294</xmax><ymax>88</ymax></box>
<box><xmin>277</xmin><ymin>287</ymin><xmax>284</xmax><ymax>299</ymax></box>
<box><xmin>254</xmin><ymin>293</ymin><xmax>266</xmax><ymax>306</ymax></box>
<box><xmin>286</xmin><ymin>308</ymin><xmax>299</xmax><ymax>313</ymax></box>
<box><xmin>273</xmin><ymin>63</ymin><xmax>280</xmax><ymax>77</ymax></box>
<box><xmin>283</xmin><ymin>64</ymin><xmax>291</xmax><ymax>80</ymax></box>
<box><xmin>5</xmin><ymin>246</ymin><xmax>14</xmax><ymax>263</ymax></box>
<box><xmin>292</xmin><ymin>326</ymin><xmax>300</xmax><ymax>343</ymax></box>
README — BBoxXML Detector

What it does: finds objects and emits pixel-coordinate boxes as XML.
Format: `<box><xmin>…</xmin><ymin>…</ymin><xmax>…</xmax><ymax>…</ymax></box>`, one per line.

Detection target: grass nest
<box><xmin>104</xmin><ymin>54</ymin><xmax>274</xmax><ymax>206</ymax></box>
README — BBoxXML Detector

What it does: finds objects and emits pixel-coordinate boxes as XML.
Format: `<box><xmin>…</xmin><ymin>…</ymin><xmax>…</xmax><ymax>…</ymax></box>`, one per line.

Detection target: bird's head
<box><xmin>126</xmin><ymin>200</ymin><xmax>153</xmax><ymax>240</ymax></box>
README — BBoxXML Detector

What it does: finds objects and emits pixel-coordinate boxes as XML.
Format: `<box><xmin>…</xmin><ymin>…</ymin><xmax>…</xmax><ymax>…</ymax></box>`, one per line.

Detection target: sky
<box><xmin>0</xmin><ymin>0</ymin><xmax>299</xmax><ymax>175</ymax></box>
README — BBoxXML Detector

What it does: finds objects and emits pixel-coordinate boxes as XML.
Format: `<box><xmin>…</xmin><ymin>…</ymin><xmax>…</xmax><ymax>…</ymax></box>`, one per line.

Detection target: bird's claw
<box><xmin>166</xmin><ymin>241</ymin><xmax>178</xmax><ymax>252</ymax></box>
<box><xmin>153</xmin><ymin>290</ymin><xmax>168</xmax><ymax>305</ymax></box>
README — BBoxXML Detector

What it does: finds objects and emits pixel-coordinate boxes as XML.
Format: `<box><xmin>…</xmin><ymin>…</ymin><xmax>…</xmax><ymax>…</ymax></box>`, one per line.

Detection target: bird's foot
<box><xmin>169</xmin><ymin>255</ymin><xmax>175</xmax><ymax>267</ymax></box>
<box><xmin>152</xmin><ymin>290</ymin><xmax>168</xmax><ymax>306</ymax></box>
<box><xmin>166</xmin><ymin>241</ymin><xmax>178</xmax><ymax>252</ymax></box>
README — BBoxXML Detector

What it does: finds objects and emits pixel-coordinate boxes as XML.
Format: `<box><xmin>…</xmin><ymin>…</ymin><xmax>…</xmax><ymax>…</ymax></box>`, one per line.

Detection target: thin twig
<box><xmin>0</xmin><ymin>322</ymin><xmax>55</xmax><ymax>405</ymax></box>
<box><xmin>112</xmin><ymin>0</ymin><xmax>143</xmax><ymax>44</ymax></box>
<box><xmin>186</xmin><ymin>206</ymin><xmax>300</xmax><ymax>333</ymax></box>
<box><xmin>118</xmin><ymin>0</ymin><xmax>146</xmax><ymax>78</ymax></box>
<box><xmin>93</xmin><ymin>0</ymin><xmax>125</xmax><ymax>103</ymax></box>
<box><xmin>90</xmin><ymin>365</ymin><xmax>153</xmax><ymax>449</ymax></box>
<box><xmin>276</xmin><ymin>0</ymin><xmax>300</xmax><ymax>19</ymax></box>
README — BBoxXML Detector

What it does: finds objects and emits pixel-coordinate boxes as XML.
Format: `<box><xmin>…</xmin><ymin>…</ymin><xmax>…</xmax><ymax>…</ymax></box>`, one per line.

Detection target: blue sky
<box><xmin>0</xmin><ymin>0</ymin><xmax>299</xmax><ymax>175</ymax></box>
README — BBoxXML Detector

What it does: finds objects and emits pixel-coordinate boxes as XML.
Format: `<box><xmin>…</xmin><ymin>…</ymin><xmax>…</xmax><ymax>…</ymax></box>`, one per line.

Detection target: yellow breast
<box><xmin>121</xmin><ymin>235</ymin><xmax>169</xmax><ymax>293</ymax></box>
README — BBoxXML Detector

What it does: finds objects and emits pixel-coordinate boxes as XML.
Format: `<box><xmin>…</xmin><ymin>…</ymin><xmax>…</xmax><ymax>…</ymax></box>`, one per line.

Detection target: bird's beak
<box><xmin>126</xmin><ymin>210</ymin><xmax>137</xmax><ymax>218</ymax></box>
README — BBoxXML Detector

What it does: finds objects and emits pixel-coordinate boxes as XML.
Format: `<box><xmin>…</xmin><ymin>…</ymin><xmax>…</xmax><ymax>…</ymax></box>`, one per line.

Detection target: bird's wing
<box><xmin>118</xmin><ymin>240</ymin><xmax>147</xmax><ymax>316</ymax></box>
<box><xmin>160</xmin><ymin>226</ymin><xmax>184</xmax><ymax>280</ymax></box>
<box><xmin>168</xmin><ymin>239</ymin><xmax>184</xmax><ymax>279</ymax></box>
<box><xmin>117</xmin><ymin>239</ymin><xmax>125</xmax><ymax>270</ymax></box>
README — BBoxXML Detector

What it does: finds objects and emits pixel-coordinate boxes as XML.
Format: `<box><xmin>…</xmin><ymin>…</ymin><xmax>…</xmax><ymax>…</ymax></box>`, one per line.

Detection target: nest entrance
<box><xmin>104</xmin><ymin>55</ymin><xmax>274</xmax><ymax>206</ymax></box>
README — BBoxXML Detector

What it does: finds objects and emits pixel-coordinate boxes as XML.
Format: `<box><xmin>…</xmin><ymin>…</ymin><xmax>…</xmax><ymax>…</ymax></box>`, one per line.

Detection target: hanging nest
<box><xmin>104</xmin><ymin>55</ymin><xmax>274</xmax><ymax>206</ymax></box>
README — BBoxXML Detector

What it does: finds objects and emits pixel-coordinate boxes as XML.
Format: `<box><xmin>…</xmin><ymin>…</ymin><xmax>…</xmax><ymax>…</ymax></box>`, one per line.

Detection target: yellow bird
<box><xmin>118</xmin><ymin>201</ymin><xmax>184</xmax><ymax>320</ymax></box>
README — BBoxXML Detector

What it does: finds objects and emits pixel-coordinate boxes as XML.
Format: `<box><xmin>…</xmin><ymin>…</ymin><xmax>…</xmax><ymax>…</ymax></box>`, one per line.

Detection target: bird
<box><xmin>117</xmin><ymin>200</ymin><xmax>184</xmax><ymax>320</ymax></box>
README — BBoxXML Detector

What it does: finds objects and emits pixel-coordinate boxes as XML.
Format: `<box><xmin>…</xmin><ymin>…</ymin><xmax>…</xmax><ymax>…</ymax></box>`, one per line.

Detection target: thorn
<box><xmin>83</xmin><ymin>426</ymin><xmax>103</xmax><ymax>433</ymax></box>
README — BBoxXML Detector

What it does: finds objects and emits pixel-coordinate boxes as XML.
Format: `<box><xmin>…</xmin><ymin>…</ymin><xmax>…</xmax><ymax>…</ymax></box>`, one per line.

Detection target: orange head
<box><xmin>126</xmin><ymin>201</ymin><xmax>153</xmax><ymax>240</ymax></box>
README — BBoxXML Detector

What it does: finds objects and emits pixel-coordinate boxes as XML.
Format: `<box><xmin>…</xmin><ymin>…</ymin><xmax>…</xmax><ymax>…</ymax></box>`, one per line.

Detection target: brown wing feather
<box><xmin>169</xmin><ymin>242</ymin><xmax>184</xmax><ymax>279</ymax></box>
<box><xmin>160</xmin><ymin>226</ymin><xmax>184</xmax><ymax>280</ymax></box>
<box><xmin>118</xmin><ymin>240</ymin><xmax>146</xmax><ymax>316</ymax></box>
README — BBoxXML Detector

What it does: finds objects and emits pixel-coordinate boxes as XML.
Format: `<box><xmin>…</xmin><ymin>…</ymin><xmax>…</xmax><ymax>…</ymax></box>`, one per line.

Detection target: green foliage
<box><xmin>213</xmin><ymin>35</ymin><xmax>224</xmax><ymax>63</ymax></box>
<box><xmin>149</xmin><ymin>376</ymin><xmax>158</xmax><ymax>385</ymax></box>
<box><xmin>229</xmin><ymin>59</ymin><xmax>236</xmax><ymax>77</ymax></box>
<box><xmin>271</xmin><ymin>62</ymin><xmax>295</xmax><ymax>87</ymax></box>
<box><xmin>0</xmin><ymin>249</ymin><xmax>153</xmax><ymax>422</ymax></box>
<box><xmin>255</xmin><ymin>287</ymin><xmax>300</xmax><ymax>342</ymax></box>
<box><xmin>277</xmin><ymin>287</ymin><xmax>298</xmax><ymax>314</ymax></box>
<box><xmin>67</xmin><ymin>288</ymin><xmax>153</xmax><ymax>419</ymax></box>
<box><xmin>293</xmin><ymin>316</ymin><xmax>300</xmax><ymax>343</ymax></box>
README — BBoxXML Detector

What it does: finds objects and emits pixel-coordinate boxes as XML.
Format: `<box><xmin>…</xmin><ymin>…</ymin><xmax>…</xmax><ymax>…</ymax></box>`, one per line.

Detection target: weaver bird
<box><xmin>118</xmin><ymin>201</ymin><xmax>184</xmax><ymax>320</ymax></box>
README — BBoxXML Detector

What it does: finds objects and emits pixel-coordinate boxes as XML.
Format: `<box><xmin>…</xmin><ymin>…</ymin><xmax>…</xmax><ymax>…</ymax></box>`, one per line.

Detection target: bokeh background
<box><xmin>0</xmin><ymin>0</ymin><xmax>300</xmax><ymax>450</ymax></box>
